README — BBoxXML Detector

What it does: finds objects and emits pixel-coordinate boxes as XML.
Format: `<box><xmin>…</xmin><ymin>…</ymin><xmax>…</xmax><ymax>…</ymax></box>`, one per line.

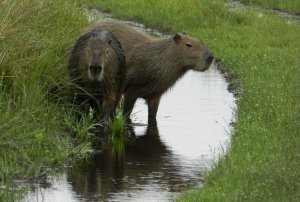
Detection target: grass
<box><xmin>235</xmin><ymin>0</ymin><xmax>300</xmax><ymax>14</ymax></box>
<box><xmin>84</xmin><ymin>0</ymin><xmax>300</xmax><ymax>201</ymax></box>
<box><xmin>1</xmin><ymin>0</ymin><xmax>299</xmax><ymax>201</ymax></box>
<box><xmin>0</xmin><ymin>1</ymin><xmax>129</xmax><ymax>200</ymax></box>
<box><xmin>109</xmin><ymin>114</ymin><xmax>128</xmax><ymax>157</ymax></box>
<box><xmin>0</xmin><ymin>0</ymin><xmax>96</xmax><ymax>200</ymax></box>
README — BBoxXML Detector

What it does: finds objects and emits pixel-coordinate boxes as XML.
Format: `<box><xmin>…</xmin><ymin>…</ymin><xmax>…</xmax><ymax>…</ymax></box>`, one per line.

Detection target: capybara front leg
<box><xmin>102</xmin><ymin>93</ymin><xmax>117</xmax><ymax>136</ymax></box>
<box><xmin>147</xmin><ymin>96</ymin><xmax>161</xmax><ymax>126</ymax></box>
<box><xmin>123</xmin><ymin>92</ymin><xmax>138</xmax><ymax>122</ymax></box>
<box><xmin>74</xmin><ymin>92</ymin><xmax>90</xmax><ymax>121</ymax></box>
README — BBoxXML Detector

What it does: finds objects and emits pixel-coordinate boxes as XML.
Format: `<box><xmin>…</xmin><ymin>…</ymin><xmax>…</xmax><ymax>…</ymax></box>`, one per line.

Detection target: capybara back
<box><xmin>98</xmin><ymin>21</ymin><xmax>151</xmax><ymax>57</ymax></box>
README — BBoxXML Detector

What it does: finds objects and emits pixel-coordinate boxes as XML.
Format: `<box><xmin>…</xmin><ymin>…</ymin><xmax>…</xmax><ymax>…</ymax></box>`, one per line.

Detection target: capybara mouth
<box><xmin>207</xmin><ymin>59</ymin><xmax>215</xmax><ymax>70</ymax></box>
<box><xmin>206</xmin><ymin>52</ymin><xmax>214</xmax><ymax>66</ymax></box>
<box><xmin>202</xmin><ymin>53</ymin><xmax>214</xmax><ymax>71</ymax></box>
<box><xmin>88</xmin><ymin>70</ymin><xmax>102</xmax><ymax>81</ymax></box>
<box><xmin>89</xmin><ymin>65</ymin><xmax>102</xmax><ymax>74</ymax></box>
<box><xmin>198</xmin><ymin>61</ymin><xmax>214</xmax><ymax>72</ymax></box>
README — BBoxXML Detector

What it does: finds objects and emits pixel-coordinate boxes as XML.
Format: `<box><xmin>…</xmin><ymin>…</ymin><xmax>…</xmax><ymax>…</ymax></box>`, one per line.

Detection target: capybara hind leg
<box><xmin>123</xmin><ymin>92</ymin><xmax>138</xmax><ymax>122</ymax></box>
<box><xmin>147</xmin><ymin>96</ymin><xmax>161</xmax><ymax>126</ymax></box>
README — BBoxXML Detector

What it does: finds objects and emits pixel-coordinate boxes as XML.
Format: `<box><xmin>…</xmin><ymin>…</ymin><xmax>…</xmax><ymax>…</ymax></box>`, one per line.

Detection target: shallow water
<box><xmin>22</xmin><ymin>9</ymin><xmax>236</xmax><ymax>202</ymax></box>
<box><xmin>22</xmin><ymin>67</ymin><xmax>236</xmax><ymax>202</ymax></box>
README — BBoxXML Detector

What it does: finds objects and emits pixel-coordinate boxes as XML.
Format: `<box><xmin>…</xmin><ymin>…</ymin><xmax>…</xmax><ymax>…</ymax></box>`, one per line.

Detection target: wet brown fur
<box><xmin>69</xmin><ymin>28</ymin><xmax>126</xmax><ymax>132</ymax></box>
<box><xmin>98</xmin><ymin>21</ymin><xmax>213</xmax><ymax>125</ymax></box>
<box><xmin>97</xmin><ymin>21</ymin><xmax>151</xmax><ymax>54</ymax></box>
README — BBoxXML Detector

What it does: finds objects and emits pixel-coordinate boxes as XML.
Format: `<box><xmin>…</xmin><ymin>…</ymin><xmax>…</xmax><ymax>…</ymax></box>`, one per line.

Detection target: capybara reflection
<box><xmin>98</xmin><ymin>22</ymin><xmax>213</xmax><ymax>125</ymax></box>
<box><xmin>69</xmin><ymin>28</ymin><xmax>126</xmax><ymax>134</ymax></box>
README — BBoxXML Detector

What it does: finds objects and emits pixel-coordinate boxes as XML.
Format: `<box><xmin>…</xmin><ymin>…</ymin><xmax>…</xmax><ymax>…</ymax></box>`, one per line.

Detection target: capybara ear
<box><xmin>107</xmin><ymin>39</ymin><xmax>112</xmax><ymax>45</ymax></box>
<box><xmin>173</xmin><ymin>33</ymin><xmax>182</xmax><ymax>43</ymax></box>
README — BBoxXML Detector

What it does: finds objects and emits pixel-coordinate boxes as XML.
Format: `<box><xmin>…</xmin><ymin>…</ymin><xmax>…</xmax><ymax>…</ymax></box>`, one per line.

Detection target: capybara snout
<box><xmin>205</xmin><ymin>51</ymin><xmax>214</xmax><ymax>66</ymax></box>
<box><xmin>89</xmin><ymin>64</ymin><xmax>102</xmax><ymax>75</ymax></box>
<box><xmin>201</xmin><ymin>49</ymin><xmax>214</xmax><ymax>71</ymax></box>
<box><xmin>88</xmin><ymin>62</ymin><xmax>102</xmax><ymax>81</ymax></box>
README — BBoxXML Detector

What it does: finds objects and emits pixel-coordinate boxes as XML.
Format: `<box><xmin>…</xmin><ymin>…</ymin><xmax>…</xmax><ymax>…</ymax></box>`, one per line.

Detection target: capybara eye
<box><xmin>185</xmin><ymin>43</ymin><xmax>192</xmax><ymax>47</ymax></box>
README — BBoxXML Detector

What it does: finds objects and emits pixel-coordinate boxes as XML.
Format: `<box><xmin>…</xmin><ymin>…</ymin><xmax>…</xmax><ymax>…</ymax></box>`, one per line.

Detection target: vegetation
<box><xmin>109</xmin><ymin>114</ymin><xmax>128</xmax><ymax>157</ymax></box>
<box><xmin>235</xmin><ymin>0</ymin><xmax>300</xmax><ymax>14</ymax></box>
<box><xmin>0</xmin><ymin>1</ymin><xmax>128</xmax><ymax>200</ymax></box>
<box><xmin>1</xmin><ymin>0</ymin><xmax>299</xmax><ymax>201</ymax></box>
<box><xmin>0</xmin><ymin>0</ymin><xmax>94</xmax><ymax>200</ymax></box>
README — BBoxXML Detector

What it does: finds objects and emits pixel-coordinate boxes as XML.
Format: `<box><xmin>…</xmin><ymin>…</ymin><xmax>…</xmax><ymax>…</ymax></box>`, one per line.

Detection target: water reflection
<box><xmin>23</xmin><ymin>66</ymin><xmax>235</xmax><ymax>202</ymax></box>
<box><xmin>65</xmin><ymin>125</ymin><xmax>204</xmax><ymax>201</ymax></box>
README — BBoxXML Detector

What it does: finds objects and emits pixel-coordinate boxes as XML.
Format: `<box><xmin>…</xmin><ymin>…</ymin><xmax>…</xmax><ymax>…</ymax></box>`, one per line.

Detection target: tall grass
<box><xmin>236</xmin><ymin>0</ymin><xmax>300</xmax><ymax>14</ymax></box>
<box><xmin>1</xmin><ymin>0</ymin><xmax>130</xmax><ymax>199</ymax></box>
<box><xmin>109</xmin><ymin>114</ymin><xmax>128</xmax><ymax>157</ymax></box>
<box><xmin>0</xmin><ymin>0</ymin><xmax>95</xmax><ymax>200</ymax></box>
<box><xmin>86</xmin><ymin>0</ymin><xmax>300</xmax><ymax>201</ymax></box>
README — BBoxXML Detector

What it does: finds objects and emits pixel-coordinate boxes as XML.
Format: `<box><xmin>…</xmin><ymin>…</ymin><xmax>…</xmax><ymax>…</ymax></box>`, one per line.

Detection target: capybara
<box><xmin>98</xmin><ymin>21</ymin><xmax>151</xmax><ymax>53</ymax></box>
<box><xmin>98</xmin><ymin>21</ymin><xmax>213</xmax><ymax>125</ymax></box>
<box><xmin>68</xmin><ymin>28</ymin><xmax>126</xmax><ymax>134</ymax></box>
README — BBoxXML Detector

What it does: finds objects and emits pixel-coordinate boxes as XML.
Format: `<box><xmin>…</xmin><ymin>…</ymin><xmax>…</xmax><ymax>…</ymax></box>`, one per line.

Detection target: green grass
<box><xmin>236</xmin><ymin>0</ymin><xmax>300</xmax><ymax>14</ymax></box>
<box><xmin>109</xmin><ymin>114</ymin><xmax>128</xmax><ymax>157</ymax></box>
<box><xmin>0</xmin><ymin>1</ymin><xmax>129</xmax><ymax>200</ymax></box>
<box><xmin>85</xmin><ymin>0</ymin><xmax>300</xmax><ymax>201</ymax></box>
<box><xmin>1</xmin><ymin>0</ymin><xmax>299</xmax><ymax>201</ymax></box>
<box><xmin>0</xmin><ymin>0</ymin><xmax>95</xmax><ymax>200</ymax></box>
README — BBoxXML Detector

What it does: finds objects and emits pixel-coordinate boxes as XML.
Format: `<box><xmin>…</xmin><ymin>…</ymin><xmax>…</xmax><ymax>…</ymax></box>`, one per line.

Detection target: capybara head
<box><xmin>77</xmin><ymin>30</ymin><xmax>117</xmax><ymax>82</ymax></box>
<box><xmin>173</xmin><ymin>33</ymin><xmax>213</xmax><ymax>72</ymax></box>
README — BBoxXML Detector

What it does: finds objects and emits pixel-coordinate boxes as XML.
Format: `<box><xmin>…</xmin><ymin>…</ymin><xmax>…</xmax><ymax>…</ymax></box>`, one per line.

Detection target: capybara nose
<box><xmin>89</xmin><ymin>65</ymin><xmax>102</xmax><ymax>72</ymax></box>
<box><xmin>206</xmin><ymin>52</ymin><xmax>214</xmax><ymax>65</ymax></box>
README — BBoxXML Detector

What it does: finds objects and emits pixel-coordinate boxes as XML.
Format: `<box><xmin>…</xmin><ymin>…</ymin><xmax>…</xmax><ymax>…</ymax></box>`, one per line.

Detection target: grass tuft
<box><xmin>109</xmin><ymin>114</ymin><xmax>128</xmax><ymax>158</ymax></box>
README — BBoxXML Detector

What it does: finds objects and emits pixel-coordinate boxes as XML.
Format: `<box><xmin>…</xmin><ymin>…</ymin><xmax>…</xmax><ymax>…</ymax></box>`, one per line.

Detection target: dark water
<box><xmin>22</xmin><ymin>10</ymin><xmax>236</xmax><ymax>202</ymax></box>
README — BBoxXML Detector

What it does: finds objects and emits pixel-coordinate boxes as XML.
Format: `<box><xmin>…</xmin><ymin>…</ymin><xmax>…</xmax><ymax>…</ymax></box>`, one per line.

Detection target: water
<box><xmin>22</xmin><ymin>9</ymin><xmax>236</xmax><ymax>202</ymax></box>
